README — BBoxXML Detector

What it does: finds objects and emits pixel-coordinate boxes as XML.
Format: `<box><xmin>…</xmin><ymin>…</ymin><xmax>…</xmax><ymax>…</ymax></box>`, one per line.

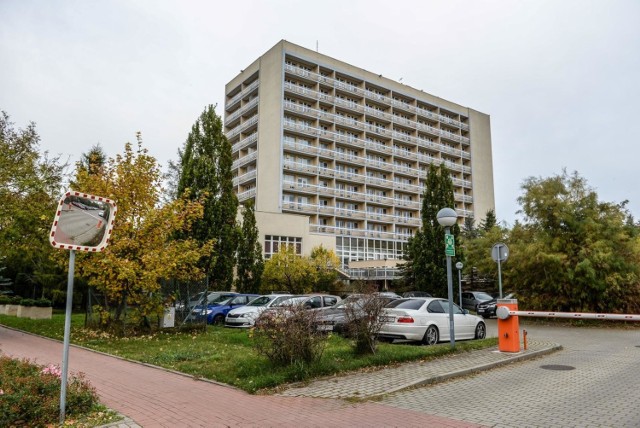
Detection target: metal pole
<box><xmin>60</xmin><ymin>249</ymin><xmax>75</xmax><ymax>424</ymax></box>
<box><xmin>458</xmin><ymin>268</ymin><xmax>462</xmax><ymax>308</ymax></box>
<box><xmin>497</xmin><ymin>253</ymin><xmax>503</xmax><ymax>299</ymax></box>
<box><xmin>445</xmin><ymin>227</ymin><xmax>455</xmax><ymax>348</ymax></box>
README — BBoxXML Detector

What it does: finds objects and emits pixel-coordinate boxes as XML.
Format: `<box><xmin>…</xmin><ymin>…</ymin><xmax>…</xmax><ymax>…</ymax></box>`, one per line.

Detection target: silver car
<box><xmin>224</xmin><ymin>294</ymin><xmax>293</xmax><ymax>328</ymax></box>
<box><xmin>378</xmin><ymin>297</ymin><xmax>487</xmax><ymax>345</ymax></box>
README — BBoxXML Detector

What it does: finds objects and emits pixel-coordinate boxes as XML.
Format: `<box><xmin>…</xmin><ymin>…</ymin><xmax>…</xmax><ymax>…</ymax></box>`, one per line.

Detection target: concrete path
<box><xmin>0</xmin><ymin>326</ymin><xmax>484</xmax><ymax>427</ymax></box>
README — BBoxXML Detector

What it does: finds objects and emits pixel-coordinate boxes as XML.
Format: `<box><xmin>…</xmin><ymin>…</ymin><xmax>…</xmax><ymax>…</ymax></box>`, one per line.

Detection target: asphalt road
<box><xmin>381</xmin><ymin>319</ymin><xmax>640</xmax><ymax>428</ymax></box>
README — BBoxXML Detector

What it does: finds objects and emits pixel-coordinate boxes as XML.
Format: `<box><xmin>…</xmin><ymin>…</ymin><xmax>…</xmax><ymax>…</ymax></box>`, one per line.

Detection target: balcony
<box><xmin>237</xmin><ymin>188</ymin><xmax>256</xmax><ymax>202</ymax></box>
<box><xmin>233</xmin><ymin>170</ymin><xmax>257</xmax><ymax>187</ymax></box>
<box><xmin>364</xmin><ymin>107</ymin><xmax>393</xmax><ymax>122</ymax></box>
<box><xmin>226</xmin><ymin>80</ymin><xmax>259</xmax><ymax>112</ymax></box>
<box><xmin>232</xmin><ymin>133</ymin><xmax>258</xmax><ymax>154</ymax></box>
<box><xmin>232</xmin><ymin>151</ymin><xmax>258</xmax><ymax>170</ymax></box>
<box><xmin>226</xmin><ymin>115</ymin><xmax>258</xmax><ymax>139</ymax></box>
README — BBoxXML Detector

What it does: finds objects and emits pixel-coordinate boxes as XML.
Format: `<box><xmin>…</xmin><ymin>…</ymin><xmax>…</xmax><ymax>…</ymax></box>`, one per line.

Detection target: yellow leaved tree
<box><xmin>73</xmin><ymin>134</ymin><xmax>212</xmax><ymax>331</ymax></box>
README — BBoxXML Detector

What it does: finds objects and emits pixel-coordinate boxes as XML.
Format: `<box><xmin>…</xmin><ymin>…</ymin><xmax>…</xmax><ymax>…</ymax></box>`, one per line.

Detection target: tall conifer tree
<box><xmin>402</xmin><ymin>164</ymin><xmax>459</xmax><ymax>297</ymax></box>
<box><xmin>176</xmin><ymin>105</ymin><xmax>238</xmax><ymax>290</ymax></box>
<box><xmin>236</xmin><ymin>200</ymin><xmax>263</xmax><ymax>293</ymax></box>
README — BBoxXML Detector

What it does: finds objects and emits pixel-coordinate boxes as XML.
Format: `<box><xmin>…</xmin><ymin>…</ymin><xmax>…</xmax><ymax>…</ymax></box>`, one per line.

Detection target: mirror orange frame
<box><xmin>49</xmin><ymin>190</ymin><xmax>117</xmax><ymax>252</ymax></box>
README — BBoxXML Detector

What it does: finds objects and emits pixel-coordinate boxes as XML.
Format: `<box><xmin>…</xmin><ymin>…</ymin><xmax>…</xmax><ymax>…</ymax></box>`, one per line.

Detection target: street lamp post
<box><xmin>455</xmin><ymin>261</ymin><xmax>463</xmax><ymax>309</ymax></box>
<box><xmin>436</xmin><ymin>207</ymin><xmax>458</xmax><ymax>348</ymax></box>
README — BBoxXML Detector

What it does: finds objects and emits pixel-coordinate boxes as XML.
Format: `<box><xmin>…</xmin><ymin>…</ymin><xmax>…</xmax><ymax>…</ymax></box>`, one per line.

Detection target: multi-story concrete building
<box><xmin>225</xmin><ymin>40</ymin><xmax>494</xmax><ymax>280</ymax></box>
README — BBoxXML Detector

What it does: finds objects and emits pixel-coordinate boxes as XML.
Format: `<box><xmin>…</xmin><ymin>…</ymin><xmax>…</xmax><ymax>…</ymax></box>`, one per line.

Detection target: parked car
<box><xmin>178</xmin><ymin>291</ymin><xmax>237</xmax><ymax>311</ymax></box>
<box><xmin>377</xmin><ymin>297</ymin><xmax>487</xmax><ymax>345</ymax></box>
<box><xmin>315</xmin><ymin>294</ymin><xmax>399</xmax><ymax>334</ymax></box>
<box><xmin>192</xmin><ymin>294</ymin><xmax>259</xmax><ymax>324</ymax></box>
<box><xmin>257</xmin><ymin>294</ymin><xmax>342</xmax><ymax>323</ymax></box>
<box><xmin>225</xmin><ymin>294</ymin><xmax>294</xmax><ymax>328</ymax></box>
<box><xmin>461</xmin><ymin>291</ymin><xmax>494</xmax><ymax>311</ymax></box>
<box><xmin>476</xmin><ymin>293</ymin><xmax>516</xmax><ymax>318</ymax></box>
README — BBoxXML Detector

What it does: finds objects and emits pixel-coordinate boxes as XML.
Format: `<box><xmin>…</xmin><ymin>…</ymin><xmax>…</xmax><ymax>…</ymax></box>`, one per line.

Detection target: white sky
<box><xmin>1</xmin><ymin>0</ymin><xmax>639</xmax><ymax>225</ymax></box>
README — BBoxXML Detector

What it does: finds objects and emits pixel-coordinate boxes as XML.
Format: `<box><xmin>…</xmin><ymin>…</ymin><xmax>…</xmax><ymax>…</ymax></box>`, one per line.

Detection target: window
<box><xmin>264</xmin><ymin>235</ymin><xmax>302</xmax><ymax>259</ymax></box>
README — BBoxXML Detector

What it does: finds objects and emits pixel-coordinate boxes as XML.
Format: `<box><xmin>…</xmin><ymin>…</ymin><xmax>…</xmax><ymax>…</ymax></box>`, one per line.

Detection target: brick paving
<box><xmin>1</xmin><ymin>326</ymin><xmax>486</xmax><ymax>428</ymax></box>
<box><xmin>278</xmin><ymin>339</ymin><xmax>559</xmax><ymax>400</ymax></box>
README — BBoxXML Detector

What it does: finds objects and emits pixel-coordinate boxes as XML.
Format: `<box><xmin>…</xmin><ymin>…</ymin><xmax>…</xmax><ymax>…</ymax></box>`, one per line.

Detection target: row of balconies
<box><xmin>282</xmin><ymin>86</ymin><xmax>470</xmax><ymax>145</ymax></box>
<box><xmin>284</xmin><ymin>64</ymin><xmax>469</xmax><ymax>130</ymax></box>
<box><xmin>309</xmin><ymin>223</ymin><xmax>412</xmax><ymax>241</ymax></box>
<box><xmin>281</xmin><ymin>180</ymin><xmax>473</xmax><ymax>205</ymax></box>
<box><xmin>281</xmin><ymin>201</ymin><xmax>422</xmax><ymax>226</ymax></box>
<box><xmin>281</xmin><ymin>123</ymin><xmax>472</xmax><ymax>170</ymax></box>
<box><xmin>281</xmin><ymin>140</ymin><xmax>473</xmax><ymax>179</ymax></box>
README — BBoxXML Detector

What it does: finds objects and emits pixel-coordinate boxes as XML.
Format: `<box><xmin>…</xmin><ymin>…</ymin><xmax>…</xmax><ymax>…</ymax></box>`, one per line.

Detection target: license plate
<box><xmin>380</xmin><ymin>316</ymin><xmax>395</xmax><ymax>323</ymax></box>
<box><xmin>317</xmin><ymin>324</ymin><xmax>333</xmax><ymax>331</ymax></box>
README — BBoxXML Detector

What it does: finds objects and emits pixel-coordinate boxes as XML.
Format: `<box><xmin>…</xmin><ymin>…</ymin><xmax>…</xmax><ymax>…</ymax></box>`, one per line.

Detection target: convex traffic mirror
<box><xmin>49</xmin><ymin>191</ymin><xmax>117</xmax><ymax>252</ymax></box>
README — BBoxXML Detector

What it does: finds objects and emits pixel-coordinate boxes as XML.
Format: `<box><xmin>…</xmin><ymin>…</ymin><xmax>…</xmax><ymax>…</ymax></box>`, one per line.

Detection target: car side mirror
<box><xmin>462</xmin><ymin>309</ymin><xmax>470</xmax><ymax>315</ymax></box>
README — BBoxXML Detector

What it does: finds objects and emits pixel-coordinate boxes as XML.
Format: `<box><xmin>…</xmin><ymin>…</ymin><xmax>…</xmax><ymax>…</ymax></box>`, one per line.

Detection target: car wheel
<box><xmin>422</xmin><ymin>325</ymin><xmax>439</xmax><ymax>345</ymax></box>
<box><xmin>475</xmin><ymin>322</ymin><xmax>487</xmax><ymax>339</ymax></box>
<box><xmin>213</xmin><ymin>314</ymin><xmax>225</xmax><ymax>325</ymax></box>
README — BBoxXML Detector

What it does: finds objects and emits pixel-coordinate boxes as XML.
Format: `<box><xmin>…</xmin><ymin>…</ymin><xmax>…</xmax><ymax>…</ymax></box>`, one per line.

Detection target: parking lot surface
<box><xmin>380</xmin><ymin>321</ymin><xmax>640</xmax><ymax>428</ymax></box>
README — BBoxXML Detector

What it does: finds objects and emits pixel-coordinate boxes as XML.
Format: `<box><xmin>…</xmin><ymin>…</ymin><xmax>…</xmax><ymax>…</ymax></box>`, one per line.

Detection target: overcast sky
<box><xmin>2</xmin><ymin>0</ymin><xmax>639</xmax><ymax>225</ymax></box>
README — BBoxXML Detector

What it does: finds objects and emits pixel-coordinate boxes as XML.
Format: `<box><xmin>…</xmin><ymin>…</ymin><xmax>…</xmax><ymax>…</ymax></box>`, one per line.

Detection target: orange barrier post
<box><xmin>497</xmin><ymin>299</ymin><xmax>520</xmax><ymax>352</ymax></box>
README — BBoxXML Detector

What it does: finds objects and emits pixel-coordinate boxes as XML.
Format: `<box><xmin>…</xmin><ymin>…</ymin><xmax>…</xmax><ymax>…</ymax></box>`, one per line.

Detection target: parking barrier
<box><xmin>496</xmin><ymin>301</ymin><xmax>640</xmax><ymax>353</ymax></box>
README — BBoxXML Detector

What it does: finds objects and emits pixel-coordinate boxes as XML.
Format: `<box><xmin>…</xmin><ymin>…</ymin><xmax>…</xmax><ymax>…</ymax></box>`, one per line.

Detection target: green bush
<box><xmin>34</xmin><ymin>298</ymin><xmax>52</xmax><ymax>307</ymax></box>
<box><xmin>19</xmin><ymin>298</ymin><xmax>37</xmax><ymax>307</ymax></box>
<box><xmin>0</xmin><ymin>355</ymin><xmax>99</xmax><ymax>426</ymax></box>
<box><xmin>10</xmin><ymin>295</ymin><xmax>22</xmax><ymax>304</ymax></box>
<box><xmin>0</xmin><ymin>295</ymin><xmax>10</xmax><ymax>304</ymax></box>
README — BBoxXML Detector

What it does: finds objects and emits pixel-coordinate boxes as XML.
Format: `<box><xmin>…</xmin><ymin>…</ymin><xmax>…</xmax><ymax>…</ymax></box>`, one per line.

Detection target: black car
<box><xmin>476</xmin><ymin>293</ymin><xmax>515</xmax><ymax>318</ymax></box>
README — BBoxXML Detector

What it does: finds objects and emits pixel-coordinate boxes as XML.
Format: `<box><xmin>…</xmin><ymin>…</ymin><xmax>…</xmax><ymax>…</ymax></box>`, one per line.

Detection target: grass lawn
<box><xmin>0</xmin><ymin>311</ymin><xmax>497</xmax><ymax>393</ymax></box>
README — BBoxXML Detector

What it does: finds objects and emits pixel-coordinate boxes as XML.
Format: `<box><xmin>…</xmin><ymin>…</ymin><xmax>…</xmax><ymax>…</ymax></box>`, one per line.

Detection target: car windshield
<box><xmin>333</xmin><ymin>295</ymin><xmax>363</xmax><ymax>309</ymax></box>
<box><xmin>273</xmin><ymin>296</ymin><xmax>306</xmax><ymax>307</ymax></box>
<box><xmin>475</xmin><ymin>292</ymin><xmax>493</xmax><ymax>301</ymax></box>
<box><xmin>386</xmin><ymin>298</ymin><xmax>426</xmax><ymax>310</ymax></box>
<box><xmin>211</xmin><ymin>297</ymin><xmax>233</xmax><ymax>306</ymax></box>
<box><xmin>247</xmin><ymin>296</ymin><xmax>272</xmax><ymax>307</ymax></box>
<box><xmin>270</xmin><ymin>295</ymin><xmax>294</xmax><ymax>306</ymax></box>
<box><xmin>210</xmin><ymin>294</ymin><xmax>235</xmax><ymax>304</ymax></box>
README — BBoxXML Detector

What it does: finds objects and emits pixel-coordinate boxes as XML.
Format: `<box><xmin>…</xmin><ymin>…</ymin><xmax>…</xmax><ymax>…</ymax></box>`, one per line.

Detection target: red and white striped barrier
<box><xmin>498</xmin><ymin>308</ymin><xmax>640</xmax><ymax>322</ymax></box>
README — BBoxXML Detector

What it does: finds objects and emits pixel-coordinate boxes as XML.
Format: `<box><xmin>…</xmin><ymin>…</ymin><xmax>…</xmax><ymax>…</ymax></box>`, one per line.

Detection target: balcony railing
<box><xmin>226</xmin><ymin>80</ymin><xmax>259</xmax><ymax>111</ymax></box>
<box><xmin>232</xmin><ymin>151</ymin><xmax>257</xmax><ymax>170</ymax></box>
<box><xmin>232</xmin><ymin>133</ymin><xmax>258</xmax><ymax>154</ymax></box>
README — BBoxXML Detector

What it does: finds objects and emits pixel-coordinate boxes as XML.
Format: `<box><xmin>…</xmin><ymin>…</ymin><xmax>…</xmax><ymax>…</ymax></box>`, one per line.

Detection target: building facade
<box><xmin>225</xmin><ymin>40</ymin><xmax>494</xmax><ymax>279</ymax></box>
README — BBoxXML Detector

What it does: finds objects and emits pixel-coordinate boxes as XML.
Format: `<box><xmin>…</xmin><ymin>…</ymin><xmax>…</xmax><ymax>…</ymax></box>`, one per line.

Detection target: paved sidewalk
<box><xmin>0</xmin><ymin>325</ymin><xmax>559</xmax><ymax>427</ymax></box>
<box><xmin>278</xmin><ymin>340</ymin><xmax>561</xmax><ymax>400</ymax></box>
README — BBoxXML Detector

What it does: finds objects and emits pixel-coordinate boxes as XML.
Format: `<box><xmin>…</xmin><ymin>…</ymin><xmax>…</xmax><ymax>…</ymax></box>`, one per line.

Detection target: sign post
<box><xmin>49</xmin><ymin>191</ymin><xmax>117</xmax><ymax>424</ymax></box>
<box><xmin>491</xmin><ymin>243</ymin><xmax>509</xmax><ymax>298</ymax></box>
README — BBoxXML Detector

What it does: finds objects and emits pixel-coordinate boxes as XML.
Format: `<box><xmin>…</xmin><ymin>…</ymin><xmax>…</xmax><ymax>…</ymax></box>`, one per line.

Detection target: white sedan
<box><xmin>378</xmin><ymin>297</ymin><xmax>487</xmax><ymax>345</ymax></box>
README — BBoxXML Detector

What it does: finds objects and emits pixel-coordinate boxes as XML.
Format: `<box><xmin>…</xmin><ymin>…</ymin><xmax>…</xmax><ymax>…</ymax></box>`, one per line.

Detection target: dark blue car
<box><xmin>198</xmin><ymin>294</ymin><xmax>259</xmax><ymax>325</ymax></box>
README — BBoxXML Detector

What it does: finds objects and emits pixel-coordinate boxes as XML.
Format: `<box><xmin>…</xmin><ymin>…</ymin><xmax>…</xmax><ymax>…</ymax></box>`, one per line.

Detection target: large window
<box><xmin>264</xmin><ymin>235</ymin><xmax>302</xmax><ymax>259</ymax></box>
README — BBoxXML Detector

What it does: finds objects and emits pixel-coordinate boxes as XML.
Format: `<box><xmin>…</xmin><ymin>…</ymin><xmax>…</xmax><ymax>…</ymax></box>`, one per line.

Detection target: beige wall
<box><xmin>468</xmin><ymin>109</ymin><xmax>495</xmax><ymax>223</ymax></box>
<box><xmin>255</xmin><ymin>210</ymin><xmax>336</xmax><ymax>256</ymax></box>
<box><xmin>255</xmin><ymin>42</ymin><xmax>286</xmax><ymax>213</ymax></box>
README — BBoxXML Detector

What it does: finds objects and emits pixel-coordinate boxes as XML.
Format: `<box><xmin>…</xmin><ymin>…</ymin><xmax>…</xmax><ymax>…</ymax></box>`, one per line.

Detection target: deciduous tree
<box><xmin>0</xmin><ymin>111</ymin><xmax>67</xmax><ymax>298</ymax></box>
<box><xmin>507</xmin><ymin>170</ymin><xmax>640</xmax><ymax>313</ymax></box>
<box><xmin>73</xmin><ymin>135</ymin><xmax>211</xmax><ymax>328</ymax></box>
